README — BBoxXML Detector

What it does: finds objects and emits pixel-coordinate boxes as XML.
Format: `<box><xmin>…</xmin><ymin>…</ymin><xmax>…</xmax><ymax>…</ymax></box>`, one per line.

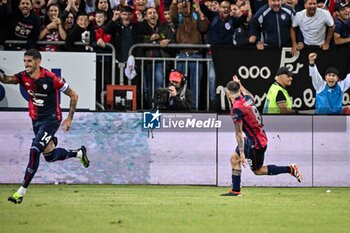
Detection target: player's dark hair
<box><xmin>226</xmin><ymin>81</ymin><xmax>240</xmax><ymax>94</ymax></box>
<box><xmin>24</xmin><ymin>49</ymin><xmax>42</xmax><ymax>60</ymax></box>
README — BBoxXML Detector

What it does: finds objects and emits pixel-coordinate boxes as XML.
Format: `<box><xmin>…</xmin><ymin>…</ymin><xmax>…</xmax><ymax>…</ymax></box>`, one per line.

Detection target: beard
<box><xmin>25</xmin><ymin>66</ymin><xmax>36</xmax><ymax>75</ymax></box>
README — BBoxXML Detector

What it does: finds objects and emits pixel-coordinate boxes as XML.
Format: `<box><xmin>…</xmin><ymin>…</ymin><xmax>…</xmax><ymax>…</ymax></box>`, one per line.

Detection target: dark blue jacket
<box><xmin>249</xmin><ymin>4</ymin><xmax>294</xmax><ymax>47</ymax></box>
<box><xmin>335</xmin><ymin>19</ymin><xmax>350</xmax><ymax>39</ymax></box>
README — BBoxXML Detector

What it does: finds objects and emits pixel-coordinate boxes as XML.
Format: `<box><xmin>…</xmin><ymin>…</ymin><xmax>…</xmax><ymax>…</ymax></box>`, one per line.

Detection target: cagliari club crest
<box><xmin>43</xmin><ymin>84</ymin><xmax>48</xmax><ymax>90</ymax></box>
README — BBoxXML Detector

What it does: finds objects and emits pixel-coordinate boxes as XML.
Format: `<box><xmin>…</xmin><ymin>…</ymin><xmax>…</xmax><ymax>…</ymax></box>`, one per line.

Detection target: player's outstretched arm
<box><xmin>232</xmin><ymin>75</ymin><xmax>254</xmax><ymax>100</ymax></box>
<box><xmin>61</xmin><ymin>87</ymin><xmax>79</xmax><ymax>132</ymax></box>
<box><xmin>0</xmin><ymin>69</ymin><xmax>18</xmax><ymax>84</ymax></box>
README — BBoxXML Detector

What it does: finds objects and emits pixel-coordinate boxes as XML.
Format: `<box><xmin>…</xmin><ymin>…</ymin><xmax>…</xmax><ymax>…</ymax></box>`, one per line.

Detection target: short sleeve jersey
<box><xmin>231</xmin><ymin>95</ymin><xmax>268</xmax><ymax>149</ymax></box>
<box><xmin>15</xmin><ymin>67</ymin><xmax>68</xmax><ymax>121</ymax></box>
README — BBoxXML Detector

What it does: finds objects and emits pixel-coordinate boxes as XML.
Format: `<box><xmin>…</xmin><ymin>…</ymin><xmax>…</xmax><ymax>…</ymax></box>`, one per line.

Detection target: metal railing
<box><xmin>127</xmin><ymin>43</ymin><xmax>212</xmax><ymax>111</ymax></box>
<box><xmin>4</xmin><ymin>40</ymin><xmax>119</xmax><ymax>109</ymax></box>
<box><xmin>3</xmin><ymin>41</ymin><xmax>214</xmax><ymax>111</ymax></box>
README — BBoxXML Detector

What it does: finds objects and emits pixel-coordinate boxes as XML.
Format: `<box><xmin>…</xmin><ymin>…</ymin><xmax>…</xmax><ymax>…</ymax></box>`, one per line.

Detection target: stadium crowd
<box><xmin>0</xmin><ymin>0</ymin><xmax>349</xmax><ymax>110</ymax></box>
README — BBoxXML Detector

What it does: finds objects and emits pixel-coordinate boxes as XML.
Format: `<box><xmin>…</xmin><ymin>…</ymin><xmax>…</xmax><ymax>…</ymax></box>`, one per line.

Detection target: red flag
<box><xmin>328</xmin><ymin>0</ymin><xmax>335</xmax><ymax>15</ymax></box>
<box><xmin>158</xmin><ymin>0</ymin><xmax>166</xmax><ymax>24</ymax></box>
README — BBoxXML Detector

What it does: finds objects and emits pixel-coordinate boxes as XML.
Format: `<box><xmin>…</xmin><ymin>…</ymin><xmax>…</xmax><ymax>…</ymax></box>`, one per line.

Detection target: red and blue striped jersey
<box><xmin>230</xmin><ymin>95</ymin><xmax>268</xmax><ymax>149</ymax></box>
<box><xmin>15</xmin><ymin>67</ymin><xmax>68</xmax><ymax>121</ymax></box>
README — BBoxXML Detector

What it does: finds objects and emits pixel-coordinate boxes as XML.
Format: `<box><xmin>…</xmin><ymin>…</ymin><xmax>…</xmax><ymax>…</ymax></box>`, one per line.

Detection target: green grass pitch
<box><xmin>1</xmin><ymin>185</ymin><xmax>349</xmax><ymax>233</ymax></box>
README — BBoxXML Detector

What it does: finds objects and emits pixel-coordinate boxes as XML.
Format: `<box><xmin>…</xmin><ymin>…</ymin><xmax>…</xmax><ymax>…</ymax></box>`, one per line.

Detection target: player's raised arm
<box><xmin>232</xmin><ymin>75</ymin><xmax>254</xmax><ymax>100</ymax></box>
<box><xmin>61</xmin><ymin>87</ymin><xmax>79</xmax><ymax>131</ymax></box>
<box><xmin>0</xmin><ymin>69</ymin><xmax>18</xmax><ymax>84</ymax></box>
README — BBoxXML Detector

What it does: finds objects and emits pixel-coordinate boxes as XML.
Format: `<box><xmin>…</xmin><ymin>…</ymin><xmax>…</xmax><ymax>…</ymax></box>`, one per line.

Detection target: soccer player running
<box><xmin>0</xmin><ymin>49</ymin><xmax>90</xmax><ymax>204</ymax></box>
<box><xmin>222</xmin><ymin>75</ymin><xmax>302</xmax><ymax>196</ymax></box>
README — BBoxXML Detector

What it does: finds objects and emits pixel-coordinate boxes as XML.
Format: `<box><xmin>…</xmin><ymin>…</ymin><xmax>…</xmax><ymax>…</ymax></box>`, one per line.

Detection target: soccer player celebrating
<box><xmin>222</xmin><ymin>75</ymin><xmax>302</xmax><ymax>196</ymax></box>
<box><xmin>0</xmin><ymin>49</ymin><xmax>90</xmax><ymax>204</ymax></box>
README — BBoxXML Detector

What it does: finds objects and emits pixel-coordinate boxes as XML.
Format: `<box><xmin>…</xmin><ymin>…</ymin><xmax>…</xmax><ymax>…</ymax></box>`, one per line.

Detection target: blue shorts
<box><xmin>235</xmin><ymin>140</ymin><xmax>267</xmax><ymax>171</ymax></box>
<box><xmin>31</xmin><ymin>116</ymin><xmax>61</xmax><ymax>152</ymax></box>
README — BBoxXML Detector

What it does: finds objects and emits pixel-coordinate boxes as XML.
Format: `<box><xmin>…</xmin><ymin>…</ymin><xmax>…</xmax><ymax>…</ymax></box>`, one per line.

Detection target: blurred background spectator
<box><xmin>39</xmin><ymin>3</ymin><xmax>67</xmax><ymax>51</ymax></box>
<box><xmin>170</xmin><ymin>0</ymin><xmax>208</xmax><ymax>110</ymax></box>
<box><xmin>5</xmin><ymin>0</ymin><xmax>41</xmax><ymax>50</ymax></box>
<box><xmin>291</xmin><ymin>0</ymin><xmax>335</xmax><ymax>54</ymax></box>
<box><xmin>249</xmin><ymin>0</ymin><xmax>295</xmax><ymax>50</ymax></box>
<box><xmin>333</xmin><ymin>2</ymin><xmax>350</xmax><ymax>46</ymax></box>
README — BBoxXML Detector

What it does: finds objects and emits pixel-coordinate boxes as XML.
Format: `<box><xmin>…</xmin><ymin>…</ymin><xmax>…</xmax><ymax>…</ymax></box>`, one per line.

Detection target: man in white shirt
<box><xmin>290</xmin><ymin>0</ymin><xmax>334</xmax><ymax>55</ymax></box>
